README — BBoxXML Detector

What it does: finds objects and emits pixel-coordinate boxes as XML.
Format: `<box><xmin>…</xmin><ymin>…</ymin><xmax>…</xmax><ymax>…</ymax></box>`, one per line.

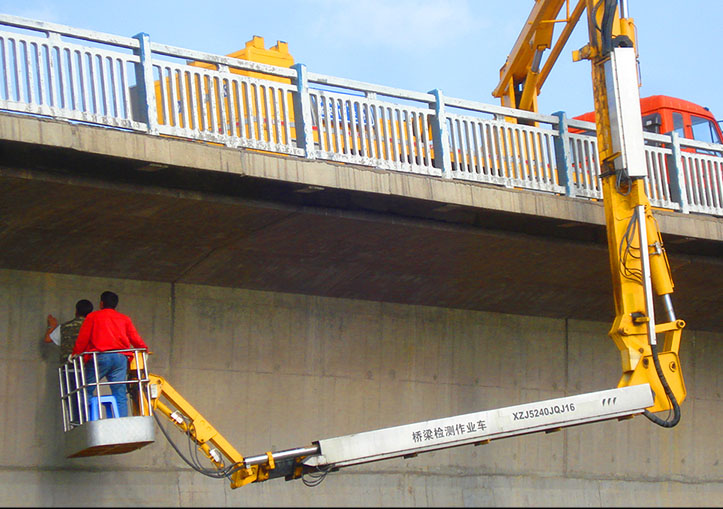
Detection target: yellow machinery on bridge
<box><xmin>153</xmin><ymin>35</ymin><xmax>294</xmax><ymax>132</ymax></box>
<box><xmin>60</xmin><ymin>0</ymin><xmax>685</xmax><ymax>488</ymax></box>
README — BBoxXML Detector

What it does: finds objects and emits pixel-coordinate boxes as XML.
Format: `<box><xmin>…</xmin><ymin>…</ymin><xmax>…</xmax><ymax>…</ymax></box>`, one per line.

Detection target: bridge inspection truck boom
<box><xmin>492</xmin><ymin>0</ymin><xmax>686</xmax><ymax>425</ymax></box>
<box><xmin>59</xmin><ymin>0</ymin><xmax>687</xmax><ymax>489</ymax></box>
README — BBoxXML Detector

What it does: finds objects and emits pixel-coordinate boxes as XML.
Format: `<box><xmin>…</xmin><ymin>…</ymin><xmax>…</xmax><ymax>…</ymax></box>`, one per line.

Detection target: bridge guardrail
<box><xmin>0</xmin><ymin>13</ymin><xmax>721</xmax><ymax>218</ymax></box>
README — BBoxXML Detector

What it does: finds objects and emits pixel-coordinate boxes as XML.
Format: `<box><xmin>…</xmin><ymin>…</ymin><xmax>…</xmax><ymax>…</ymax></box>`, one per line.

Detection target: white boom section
<box><xmin>304</xmin><ymin>385</ymin><xmax>653</xmax><ymax>469</ymax></box>
<box><xmin>604</xmin><ymin>47</ymin><xmax>647</xmax><ymax>177</ymax></box>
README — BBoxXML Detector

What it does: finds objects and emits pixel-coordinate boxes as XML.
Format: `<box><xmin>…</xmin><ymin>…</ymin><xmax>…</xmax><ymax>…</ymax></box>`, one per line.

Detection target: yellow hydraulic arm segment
<box><xmin>493</xmin><ymin>0</ymin><xmax>587</xmax><ymax>113</ymax></box>
<box><xmin>575</xmin><ymin>0</ymin><xmax>685</xmax><ymax>424</ymax></box>
<box><xmin>129</xmin><ymin>367</ymin><xmax>318</xmax><ymax>488</ymax></box>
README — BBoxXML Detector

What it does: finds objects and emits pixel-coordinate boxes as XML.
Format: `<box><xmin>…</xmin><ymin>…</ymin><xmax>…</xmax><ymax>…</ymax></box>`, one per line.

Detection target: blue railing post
<box><xmin>429</xmin><ymin>89</ymin><xmax>452</xmax><ymax>179</ymax></box>
<box><xmin>553</xmin><ymin>111</ymin><xmax>575</xmax><ymax>198</ymax></box>
<box><xmin>132</xmin><ymin>32</ymin><xmax>159</xmax><ymax>135</ymax></box>
<box><xmin>666</xmin><ymin>131</ymin><xmax>689</xmax><ymax>214</ymax></box>
<box><xmin>292</xmin><ymin>63</ymin><xmax>316</xmax><ymax>159</ymax></box>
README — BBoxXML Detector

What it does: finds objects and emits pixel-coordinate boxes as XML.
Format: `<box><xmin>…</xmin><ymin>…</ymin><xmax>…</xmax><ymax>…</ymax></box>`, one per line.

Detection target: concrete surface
<box><xmin>0</xmin><ymin>268</ymin><xmax>720</xmax><ymax>507</ymax></box>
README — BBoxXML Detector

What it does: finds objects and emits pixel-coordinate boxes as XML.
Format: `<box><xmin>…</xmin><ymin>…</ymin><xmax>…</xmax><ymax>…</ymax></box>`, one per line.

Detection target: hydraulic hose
<box><xmin>600</xmin><ymin>0</ymin><xmax>618</xmax><ymax>56</ymax></box>
<box><xmin>642</xmin><ymin>343</ymin><xmax>681</xmax><ymax>428</ymax></box>
<box><xmin>153</xmin><ymin>412</ymin><xmax>246</xmax><ymax>479</ymax></box>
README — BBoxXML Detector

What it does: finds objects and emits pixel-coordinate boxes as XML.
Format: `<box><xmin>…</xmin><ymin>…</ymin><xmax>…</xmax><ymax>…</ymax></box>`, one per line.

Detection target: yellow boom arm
<box><xmin>127</xmin><ymin>361</ymin><xmax>314</xmax><ymax>488</ymax></box>
<box><xmin>492</xmin><ymin>0</ymin><xmax>586</xmax><ymax>112</ymax></box>
<box><xmin>498</xmin><ymin>0</ymin><xmax>686</xmax><ymax>424</ymax></box>
<box><xmin>579</xmin><ymin>0</ymin><xmax>685</xmax><ymax>422</ymax></box>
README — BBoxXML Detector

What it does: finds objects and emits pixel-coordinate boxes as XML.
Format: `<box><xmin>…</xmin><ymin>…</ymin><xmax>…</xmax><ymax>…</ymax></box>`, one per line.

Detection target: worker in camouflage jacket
<box><xmin>45</xmin><ymin>299</ymin><xmax>94</xmax><ymax>364</ymax></box>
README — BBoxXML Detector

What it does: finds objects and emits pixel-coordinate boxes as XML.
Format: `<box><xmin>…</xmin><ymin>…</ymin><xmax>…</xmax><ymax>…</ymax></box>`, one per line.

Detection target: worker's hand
<box><xmin>44</xmin><ymin>315</ymin><xmax>58</xmax><ymax>343</ymax></box>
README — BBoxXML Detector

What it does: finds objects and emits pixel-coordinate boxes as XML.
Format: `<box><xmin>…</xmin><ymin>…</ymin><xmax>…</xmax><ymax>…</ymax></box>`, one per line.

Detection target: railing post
<box><xmin>553</xmin><ymin>111</ymin><xmax>575</xmax><ymax>198</ymax></box>
<box><xmin>292</xmin><ymin>63</ymin><xmax>316</xmax><ymax>159</ymax></box>
<box><xmin>666</xmin><ymin>131</ymin><xmax>689</xmax><ymax>214</ymax></box>
<box><xmin>132</xmin><ymin>32</ymin><xmax>159</xmax><ymax>135</ymax></box>
<box><xmin>216</xmin><ymin>64</ymin><xmax>234</xmax><ymax>144</ymax></box>
<box><xmin>429</xmin><ymin>89</ymin><xmax>452</xmax><ymax>179</ymax></box>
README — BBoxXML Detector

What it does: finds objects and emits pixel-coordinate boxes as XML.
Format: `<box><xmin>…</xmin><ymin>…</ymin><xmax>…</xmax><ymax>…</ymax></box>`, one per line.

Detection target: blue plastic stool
<box><xmin>88</xmin><ymin>395</ymin><xmax>119</xmax><ymax>421</ymax></box>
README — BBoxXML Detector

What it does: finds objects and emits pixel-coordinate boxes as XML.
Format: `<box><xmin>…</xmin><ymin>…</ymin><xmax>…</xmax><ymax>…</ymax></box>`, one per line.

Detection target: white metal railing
<box><xmin>446</xmin><ymin>113</ymin><xmax>563</xmax><ymax>193</ymax></box>
<box><xmin>0</xmin><ymin>23</ymin><xmax>144</xmax><ymax>130</ymax></box>
<box><xmin>58</xmin><ymin>348</ymin><xmax>151</xmax><ymax>431</ymax></box>
<box><xmin>0</xmin><ymin>13</ymin><xmax>722</xmax><ymax>218</ymax></box>
<box><xmin>644</xmin><ymin>145</ymin><xmax>679</xmax><ymax>210</ymax></box>
<box><xmin>568</xmin><ymin>131</ymin><xmax>602</xmax><ymax>199</ymax></box>
<box><xmin>309</xmin><ymin>89</ymin><xmax>439</xmax><ymax>175</ymax></box>
<box><xmin>152</xmin><ymin>58</ymin><xmax>302</xmax><ymax>155</ymax></box>
<box><xmin>680</xmin><ymin>151</ymin><xmax>723</xmax><ymax>215</ymax></box>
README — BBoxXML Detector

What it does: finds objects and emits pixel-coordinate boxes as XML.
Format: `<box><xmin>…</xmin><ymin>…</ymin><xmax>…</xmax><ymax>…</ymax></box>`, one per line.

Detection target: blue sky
<box><xmin>0</xmin><ymin>0</ymin><xmax>720</xmax><ymax>121</ymax></box>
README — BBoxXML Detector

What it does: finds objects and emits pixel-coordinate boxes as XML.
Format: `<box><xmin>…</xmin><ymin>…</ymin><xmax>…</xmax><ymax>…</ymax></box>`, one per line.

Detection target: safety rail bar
<box><xmin>0</xmin><ymin>13</ymin><xmax>721</xmax><ymax>217</ymax></box>
<box><xmin>58</xmin><ymin>348</ymin><xmax>151</xmax><ymax>432</ymax></box>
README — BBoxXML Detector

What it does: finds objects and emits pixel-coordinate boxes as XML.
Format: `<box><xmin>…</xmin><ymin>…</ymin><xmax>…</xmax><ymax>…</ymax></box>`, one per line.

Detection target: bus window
<box><xmin>672</xmin><ymin>112</ymin><xmax>685</xmax><ymax>138</ymax></box>
<box><xmin>642</xmin><ymin>113</ymin><xmax>661</xmax><ymax>134</ymax></box>
<box><xmin>691</xmin><ymin>115</ymin><xmax>722</xmax><ymax>144</ymax></box>
<box><xmin>642</xmin><ymin>112</ymin><xmax>663</xmax><ymax>147</ymax></box>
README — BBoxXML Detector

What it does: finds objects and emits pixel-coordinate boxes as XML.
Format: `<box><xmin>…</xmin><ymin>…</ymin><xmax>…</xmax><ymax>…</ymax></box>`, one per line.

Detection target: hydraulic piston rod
<box><xmin>244</xmin><ymin>446</ymin><xmax>320</xmax><ymax>467</ymax></box>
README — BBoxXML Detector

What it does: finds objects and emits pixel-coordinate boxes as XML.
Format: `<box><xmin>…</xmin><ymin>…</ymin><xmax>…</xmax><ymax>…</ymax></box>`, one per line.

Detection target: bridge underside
<box><xmin>0</xmin><ymin>114</ymin><xmax>720</xmax><ymax>331</ymax></box>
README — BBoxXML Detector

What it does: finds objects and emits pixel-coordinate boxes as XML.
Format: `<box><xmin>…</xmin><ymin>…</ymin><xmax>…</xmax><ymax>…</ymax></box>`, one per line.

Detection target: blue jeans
<box><xmin>84</xmin><ymin>353</ymin><xmax>129</xmax><ymax>418</ymax></box>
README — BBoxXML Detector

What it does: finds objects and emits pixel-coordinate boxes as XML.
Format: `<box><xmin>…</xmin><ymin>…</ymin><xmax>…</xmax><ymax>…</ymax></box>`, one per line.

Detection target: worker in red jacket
<box><xmin>73</xmin><ymin>290</ymin><xmax>149</xmax><ymax>418</ymax></box>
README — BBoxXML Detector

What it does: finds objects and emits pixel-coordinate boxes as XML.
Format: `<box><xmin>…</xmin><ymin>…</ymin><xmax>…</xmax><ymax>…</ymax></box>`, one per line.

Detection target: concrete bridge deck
<box><xmin>1</xmin><ymin>112</ymin><xmax>720</xmax><ymax>331</ymax></box>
